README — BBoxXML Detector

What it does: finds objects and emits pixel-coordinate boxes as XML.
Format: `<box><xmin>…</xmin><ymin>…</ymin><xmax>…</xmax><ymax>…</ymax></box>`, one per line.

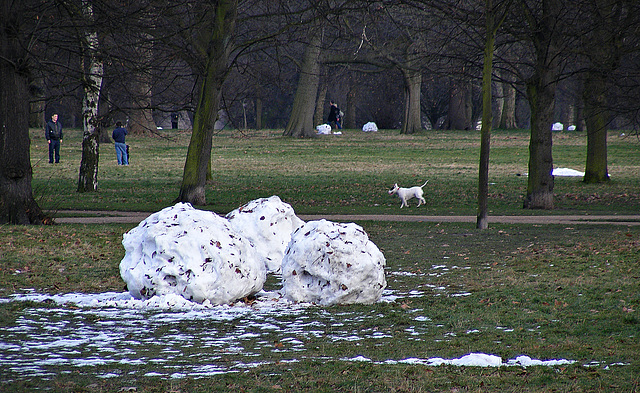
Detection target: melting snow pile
<box><xmin>362</xmin><ymin>122</ymin><xmax>378</xmax><ymax>132</ymax></box>
<box><xmin>551</xmin><ymin>122</ymin><xmax>578</xmax><ymax>131</ymax></box>
<box><xmin>348</xmin><ymin>353</ymin><xmax>575</xmax><ymax>368</ymax></box>
<box><xmin>120</xmin><ymin>203</ymin><xmax>265</xmax><ymax>305</ymax></box>
<box><xmin>121</xmin><ymin>198</ymin><xmax>386</xmax><ymax>306</ymax></box>
<box><xmin>226</xmin><ymin>196</ymin><xmax>305</xmax><ymax>273</ymax></box>
<box><xmin>316</xmin><ymin>124</ymin><xmax>332</xmax><ymax>134</ymax></box>
<box><xmin>552</xmin><ymin>167</ymin><xmax>585</xmax><ymax>177</ymax></box>
<box><xmin>282</xmin><ymin>219</ymin><xmax>387</xmax><ymax>305</ymax></box>
<box><xmin>524</xmin><ymin>168</ymin><xmax>586</xmax><ymax>177</ymax></box>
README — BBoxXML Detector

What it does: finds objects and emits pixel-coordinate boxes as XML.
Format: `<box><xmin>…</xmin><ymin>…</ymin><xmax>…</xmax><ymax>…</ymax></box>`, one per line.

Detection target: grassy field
<box><xmin>28</xmin><ymin>127</ymin><xmax>640</xmax><ymax>216</ymax></box>
<box><xmin>0</xmin><ymin>128</ymin><xmax>638</xmax><ymax>392</ymax></box>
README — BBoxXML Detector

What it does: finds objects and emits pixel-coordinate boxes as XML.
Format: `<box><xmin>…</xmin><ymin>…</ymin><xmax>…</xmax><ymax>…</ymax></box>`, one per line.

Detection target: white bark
<box><xmin>81</xmin><ymin>0</ymin><xmax>103</xmax><ymax>137</ymax></box>
<box><xmin>78</xmin><ymin>0</ymin><xmax>104</xmax><ymax>192</ymax></box>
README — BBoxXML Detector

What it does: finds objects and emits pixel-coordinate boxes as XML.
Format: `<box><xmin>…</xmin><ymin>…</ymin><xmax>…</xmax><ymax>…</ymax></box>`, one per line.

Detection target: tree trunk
<box><xmin>256</xmin><ymin>97</ymin><xmax>263</xmax><ymax>129</ymax></box>
<box><xmin>582</xmin><ymin>73</ymin><xmax>610</xmax><ymax>183</ymax></box>
<box><xmin>581</xmin><ymin>0</ymin><xmax>621</xmax><ymax>184</ymax></box>
<box><xmin>129</xmin><ymin>33</ymin><xmax>156</xmax><ymax>135</ymax></box>
<box><xmin>129</xmin><ymin>79</ymin><xmax>156</xmax><ymax>135</ymax></box>
<box><xmin>97</xmin><ymin>91</ymin><xmax>113</xmax><ymax>144</ymax></box>
<box><xmin>493</xmin><ymin>76</ymin><xmax>504</xmax><ymax>129</ymax></box>
<box><xmin>178</xmin><ymin>81</ymin><xmax>220</xmax><ymax>206</ymax></box>
<box><xmin>400</xmin><ymin>68</ymin><xmax>423</xmax><ymax>134</ymax></box>
<box><xmin>345</xmin><ymin>75</ymin><xmax>357</xmax><ymax>129</ymax></box>
<box><xmin>477</xmin><ymin>0</ymin><xmax>497</xmax><ymax>230</ymax></box>
<box><xmin>77</xmin><ymin>0</ymin><xmax>104</xmax><ymax>193</ymax></box>
<box><xmin>446</xmin><ymin>78</ymin><xmax>473</xmax><ymax>130</ymax></box>
<box><xmin>78</xmin><ymin>131</ymin><xmax>99</xmax><ymax>192</ymax></box>
<box><xmin>176</xmin><ymin>0</ymin><xmax>238</xmax><ymax>206</ymax></box>
<box><xmin>524</xmin><ymin>75</ymin><xmax>556</xmax><ymax>209</ymax></box>
<box><xmin>283</xmin><ymin>30</ymin><xmax>322</xmax><ymax>138</ymax></box>
<box><xmin>0</xmin><ymin>3</ymin><xmax>47</xmax><ymax>224</ymax></box>
<box><xmin>522</xmin><ymin>0</ymin><xmax>562</xmax><ymax>210</ymax></box>
<box><xmin>314</xmin><ymin>78</ymin><xmax>327</xmax><ymax>127</ymax></box>
<box><xmin>29</xmin><ymin>78</ymin><xmax>45</xmax><ymax>128</ymax></box>
<box><xmin>574</xmin><ymin>90</ymin><xmax>586</xmax><ymax>132</ymax></box>
<box><xmin>499</xmin><ymin>74</ymin><xmax>517</xmax><ymax>129</ymax></box>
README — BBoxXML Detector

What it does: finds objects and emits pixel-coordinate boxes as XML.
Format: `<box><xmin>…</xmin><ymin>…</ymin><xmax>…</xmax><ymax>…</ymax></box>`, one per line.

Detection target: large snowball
<box><xmin>120</xmin><ymin>203</ymin><xmax>266</xmax><ymax>305</ymax></box>
<box><xmin>282</xmin><ymin>220</ymin><xmax>386</xmax><ymax>305</ymax></box>
<box><xmin>226</xmin><ymin>196</ymin><xmax>305</xmax><ymax>273</ymax></box>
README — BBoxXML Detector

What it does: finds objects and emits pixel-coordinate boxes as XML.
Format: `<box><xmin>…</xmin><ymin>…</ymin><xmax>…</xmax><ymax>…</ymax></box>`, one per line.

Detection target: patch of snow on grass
<box><xmin>553</xmin><ymin>167</ymin><xmax>585</xmax><ymax>177</ymax></box>
<box><xmin>0</xmin><ymin>286</ymin><xmax>597</xmax><ymax>381</ymax></box>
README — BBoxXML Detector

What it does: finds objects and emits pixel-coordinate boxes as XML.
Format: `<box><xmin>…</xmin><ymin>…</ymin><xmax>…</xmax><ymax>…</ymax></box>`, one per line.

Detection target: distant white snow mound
<box><xmin>552</xmin><ymin>167</ymin><xmax>585</xmax><ymax>177</ymax></box>
<box><xmin>362</xmin><ymin>122</ymin><xmax>378</xmax><ymax>132</ymax></box>
<box><xmin>226</xmin><ymin>195</ymin><xmax>305</xmax><ymax>273</ymax></box>
<box><xmin>120</xmin><ymin>203</ymin><xmax>266</xmax><ymax>305</ymax></box>
<box><xmin>316</xmin><ymin>124</ymin><xmax>332</xmax><ymax>134</ymax></box>
<box><xmin>282</xmin><ymin>219</ymin><xmax>387</xmax><ymax>305</ymax></box>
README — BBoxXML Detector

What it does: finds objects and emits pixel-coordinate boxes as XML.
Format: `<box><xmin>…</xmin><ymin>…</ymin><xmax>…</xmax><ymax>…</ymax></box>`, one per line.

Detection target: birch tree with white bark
<box><xmin>77</xmin><ymin>0</ymin><xmax>104</xmax><ymax>193</ymax></box>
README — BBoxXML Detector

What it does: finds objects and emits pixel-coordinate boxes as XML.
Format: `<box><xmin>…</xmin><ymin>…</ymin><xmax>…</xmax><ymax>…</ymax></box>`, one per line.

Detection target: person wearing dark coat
<box><xmin>112</xmin><ymin>121</ymin><xmax>129</xmax><ymax>165</ymax></box>
<box><xmin>45</xmin><ymin>113</ymin><xmax>63</xmax><ymax>163</ymax></box>
<box><xmin>327</xmin><ymin>101</ymin><xmax>342</xmax><ymax>129</ymax></box>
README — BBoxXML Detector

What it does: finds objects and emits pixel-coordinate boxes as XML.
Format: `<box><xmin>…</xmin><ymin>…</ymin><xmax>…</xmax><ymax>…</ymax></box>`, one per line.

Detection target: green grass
<box><xmin>29</xmin><ymin>127</ymin><xmax>640</xmax><ymax>216</ymax></box>
<box><xmin>1</xmin><ymin>222</ymin><xmax>638</xmax><ymax>392</ymax></box>
<box><xmin>0</xmin><ymin>128</ymin><xmax>638</xmax><ymax>392</ymax></box>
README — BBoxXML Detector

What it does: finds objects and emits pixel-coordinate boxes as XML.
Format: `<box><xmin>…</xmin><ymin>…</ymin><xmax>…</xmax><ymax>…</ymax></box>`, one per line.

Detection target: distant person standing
<box><xmin>328</xmin><ymin>101</ymin><xmax>342</xmax><ymax>130</ymax></box>
<box><xmin>112</xmin><ymin>121</ymin><xmax>129</xmax><ymax>165</ymax></box>
<box><xmin>45</xmin><ymin>113</ymin><xmax>63</xmax><ymax>163</ymax></box>
<box><xmin>171</xmin><ymin>112</ymin><xmax>179</xmax><ymax>129</ymax></box>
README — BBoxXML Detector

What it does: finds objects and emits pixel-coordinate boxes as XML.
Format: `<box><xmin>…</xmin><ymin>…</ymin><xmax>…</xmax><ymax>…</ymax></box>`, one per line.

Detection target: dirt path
<box><xmin>53</xmin><ymin>210</ymin><xmax>640</xmax><ymax>226</ymax></box>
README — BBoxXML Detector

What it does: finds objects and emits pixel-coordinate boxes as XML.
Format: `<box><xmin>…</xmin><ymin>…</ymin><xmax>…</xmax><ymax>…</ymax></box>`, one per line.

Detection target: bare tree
<box><xmin>578</xmin><ymin>0</ymin><xmax>639</xmax><ymax>183</ymax></box>
<box><xmin>478</xmin><ymin>0</ymin><xmax>511</xmax><ymax>229</ymax></box>
<box><xmin>174</xmin><ymin>0</ymin><xmax>239</xmax><ymax>205</ymax></box>
<box><xmin>356</xmin><ymin>4</ymin><xmax>430</xmax><ymax>134</ymax></box>
<box><xmin>318</xmin><ymin>2</ymin><xmax>436</xmax><ymax>133</ymax></box>
<box><xmin>510</xmin><ymin>0</ymin><xmax>568</xmax><ymax>210</ymax></box>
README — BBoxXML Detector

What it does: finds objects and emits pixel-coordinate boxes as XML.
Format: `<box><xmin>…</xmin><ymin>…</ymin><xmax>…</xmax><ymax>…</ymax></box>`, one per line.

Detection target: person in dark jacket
<box><xmin>112</xmin><ymin>121</ymin><xmax>129</xmax><ymax>165</ymax></box>
<box><xmin>45</xmin><ymin>113</ymin><xmax>63</xmax><ymax>163</ymax></box>
<box><xmin>327</xmin><ymin>101</ymin><xmax>342</xmax><ymax>129</ymax></box>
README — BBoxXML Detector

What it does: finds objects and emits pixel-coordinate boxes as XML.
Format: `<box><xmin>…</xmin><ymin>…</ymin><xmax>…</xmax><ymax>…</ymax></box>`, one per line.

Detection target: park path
<box><xmin>54</xmin><ymin>210</ymin><xmax>640</xmax><ymax>226</ymax></box>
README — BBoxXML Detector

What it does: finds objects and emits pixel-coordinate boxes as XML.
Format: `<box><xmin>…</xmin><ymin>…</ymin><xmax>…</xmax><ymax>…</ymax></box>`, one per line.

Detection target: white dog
<box><xmin>388</xmin><ymin>180</ymin><xmax>429</xmax><ymax>208</ymax></box>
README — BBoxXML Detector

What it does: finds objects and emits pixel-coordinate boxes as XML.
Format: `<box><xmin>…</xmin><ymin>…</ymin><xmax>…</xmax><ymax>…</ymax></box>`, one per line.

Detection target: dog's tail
<box><xmin>420</xmin><ymin>180</ymin><xmax>429</xmax><ymax>188</ymax></box>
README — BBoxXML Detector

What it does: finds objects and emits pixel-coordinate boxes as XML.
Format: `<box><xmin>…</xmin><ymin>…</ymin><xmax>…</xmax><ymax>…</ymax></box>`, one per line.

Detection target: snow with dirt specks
<box><xmin>282</xmin><ymin>219</ymin><xmax>387</xmax><ymax>305</ymax></box>
<box><xmin>226</xmin><ymin>196</ymin><xmax>305</xmax><ymax>273</ymax></box>
<box><xmin>120</xmin><ymin>203</ymin><xmax>265</xmax><ymax>305</ymax></box>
